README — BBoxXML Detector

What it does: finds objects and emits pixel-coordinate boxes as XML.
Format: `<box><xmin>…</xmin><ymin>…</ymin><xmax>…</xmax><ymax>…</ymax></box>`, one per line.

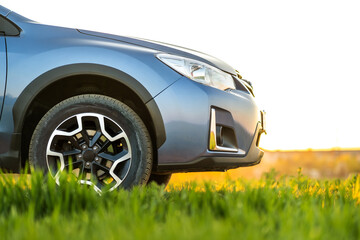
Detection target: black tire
<box><xmin>29</xmin><ymin>94</ymin><xmax>152</xmax><ymax>190</ymax></box>
<box><xmin>147</xmin><ymin>173</ymin><xmax>172</xmax><ymax>186</ymax></box>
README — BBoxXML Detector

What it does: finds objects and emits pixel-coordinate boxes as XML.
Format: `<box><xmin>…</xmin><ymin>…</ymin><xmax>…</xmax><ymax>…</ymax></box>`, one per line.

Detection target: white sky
<box><xmin>2</xmin><ymin>0</ymin><xmax>360</xmax><ymax>150</ymax></box>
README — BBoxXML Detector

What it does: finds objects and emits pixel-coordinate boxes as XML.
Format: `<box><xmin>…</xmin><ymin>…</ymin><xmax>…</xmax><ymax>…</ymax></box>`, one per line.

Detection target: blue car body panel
<box><xmin>0</xmin><ymin>6</ymin><xmax>265</xmax><ymax>173</ymax></box>
<box><xmin>0</xmin><ymin>6</ymin><xmax>11</xmax><ymax>16</ymax></box>
<box><xmin>78</xmin><ymin>29</ymin><xmax>237</xmax><ymax>75</ymax></box>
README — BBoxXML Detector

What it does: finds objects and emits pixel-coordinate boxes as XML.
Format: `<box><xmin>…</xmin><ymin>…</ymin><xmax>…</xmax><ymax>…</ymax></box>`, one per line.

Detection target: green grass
<box><xmin>0</xmin><ymin>170</ymin><xmax>359</xmax><ymax>240</ymax></box>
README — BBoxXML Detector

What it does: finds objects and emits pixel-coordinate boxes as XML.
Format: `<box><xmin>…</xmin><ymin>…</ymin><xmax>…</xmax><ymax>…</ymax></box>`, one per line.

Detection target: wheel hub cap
<box><xmin>83</xmin><ymin>149</ymin><xmax>96</xmax><ymax>162</ymax></box>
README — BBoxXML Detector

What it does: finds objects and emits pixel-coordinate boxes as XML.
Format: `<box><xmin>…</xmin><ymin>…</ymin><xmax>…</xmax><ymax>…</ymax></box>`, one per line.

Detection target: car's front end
<box><xmin>65</xmin><ymin>28</ymin><xmax>267</xmax><ymax>173</ymax></box>
<box><xmin>150</xmin><ymin>54</ymin><xmax>266</xmax><ymax>173</ymax></box>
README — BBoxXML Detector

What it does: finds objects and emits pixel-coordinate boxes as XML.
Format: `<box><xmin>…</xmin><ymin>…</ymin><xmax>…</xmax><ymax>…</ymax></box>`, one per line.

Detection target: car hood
<box><xmin>77</xmin><ymin>29</ymin><xmax>237</xmax><ymax>75</ymax></box>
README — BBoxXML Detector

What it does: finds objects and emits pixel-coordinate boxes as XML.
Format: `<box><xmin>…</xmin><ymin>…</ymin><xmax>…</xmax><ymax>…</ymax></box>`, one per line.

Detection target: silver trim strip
<box><xmin>208</xmin><ymin>108</ymin><xmax>245</xmax><ymax>154</ymax></box>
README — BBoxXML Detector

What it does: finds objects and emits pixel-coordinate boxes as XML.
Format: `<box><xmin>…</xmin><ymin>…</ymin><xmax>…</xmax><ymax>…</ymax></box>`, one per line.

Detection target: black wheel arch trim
<box><xmin>12</xmin><ymin>63</ymin><xmax>166</xmax><ymax>148</ymax></box>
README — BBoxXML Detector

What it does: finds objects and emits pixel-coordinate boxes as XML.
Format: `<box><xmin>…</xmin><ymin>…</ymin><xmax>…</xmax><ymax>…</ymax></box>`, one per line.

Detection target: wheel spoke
<box><xmin>81</xmin><ymin>129</ymin><xmax>90</xmax><ymax>145</ymax></box>
<box><xmin>53</xmin><ymin>115</ymin><xmax>83</xmax><ymax>137</ymax></box>
<box><xmin>47</xmin><ymin>150</ymin><xmax>65</xmax><ymax>170</ymax></box>
<box><xmin>63</xmin><ymin>149</ymin><xmax>82</xmax><ymax>156</ymax></box>
<box><xmin>78</xmin><ymin>163</ymin><xmax>85</xmax><ymax>177</ymax></box>
<box><xmin>97</xmin><ymin>115</ymin><xmax>126</xmax><ymax>142</ymax></box>
<box><xmin>64</xmin><ymin>160</ymin><xmax>83</xmax><ymax>169</ymax></box>
<box><xmin>93</xmin><ymin>162</ymin><xmax>110</xmax><ymax>173</ymax></box>
<box><xmin>68</xmin><ymin>137</ymin><xmax>82</xmax><ymax>150</ymax></box>
<box><xmin>64</xmin><ymin>160</ymin><xmax>85</xmax><ymax>177</ymax></box>
<box><xmin>98</xmin><ymin>151</ymin><xmax>130</xmax><ymax>163</ymax></box>
<box><xmin>78</xmin><ymin>180</ymin><xmax>102</xmax><ymax>195</ymax></box>
<box><xmin>98</xmin><ymin>140</ymin><xmax>111</xmax><ymax>152</ymax></box>
<box><xmin>111</xmin><ymin>131</ymin><xmax>126</xmax><ymax>141</ymax></box>
<box><xmin>89</xmin><ymin>131</ymin><xmax>102</xmax><ymax>147</ymax></box>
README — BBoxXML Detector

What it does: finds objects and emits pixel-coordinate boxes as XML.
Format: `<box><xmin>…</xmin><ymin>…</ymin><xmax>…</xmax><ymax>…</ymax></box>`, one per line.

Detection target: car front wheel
<box><xmin>29</xmin><ymin>94</ymin><xmax>152</xmax><ymax>191</ymax></box>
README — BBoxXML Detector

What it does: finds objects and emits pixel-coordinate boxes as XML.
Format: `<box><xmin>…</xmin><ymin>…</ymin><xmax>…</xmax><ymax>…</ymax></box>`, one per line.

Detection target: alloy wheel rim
<box><xmin>45</xmin><ymin>112</ymin><xmax>132</xmax><ymax>192</ymax></box>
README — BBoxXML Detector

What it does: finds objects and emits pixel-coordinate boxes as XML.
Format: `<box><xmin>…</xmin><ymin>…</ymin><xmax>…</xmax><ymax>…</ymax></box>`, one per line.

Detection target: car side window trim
<box><xmin>0</xmin><ymin>15</ymin><xmax>21</xmax><ymax>36</ymax></box>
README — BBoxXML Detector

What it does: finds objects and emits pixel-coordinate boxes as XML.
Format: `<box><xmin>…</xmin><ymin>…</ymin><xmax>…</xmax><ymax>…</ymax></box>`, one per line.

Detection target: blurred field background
<box><xmin>171</xmin><ymin>149</ymin><xmax>360</xmax><ymax>184</ymax></box>
<box><xmin>2</xmin><ymin>149</ymin><xmax>360</xmax><ymax>239</ymax></box>
<box><xmin>1</xmin><ymin>171</ymin><xmax>360</xmax><ymax>240</ymax></box>
<box><xmin>2</xmin><ymin>147</ymin><xmax>360</xmax><ymax>239</ymax></box>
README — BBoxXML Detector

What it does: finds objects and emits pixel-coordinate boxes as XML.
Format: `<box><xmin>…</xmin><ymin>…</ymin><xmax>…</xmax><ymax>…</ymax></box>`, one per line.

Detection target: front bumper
<box><xmin>157</xmin><ymin>122</ymin><xmax>264</xmax><ymax>173</ymax></box>
<box><xmin>151</xmin><ymin>76</ymin><xmax>265</xmax><ymax>173</ymax></box>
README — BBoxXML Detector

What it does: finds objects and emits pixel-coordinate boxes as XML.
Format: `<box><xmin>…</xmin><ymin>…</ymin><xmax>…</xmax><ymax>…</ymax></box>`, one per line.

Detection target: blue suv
<box><xmin>0</xmin><ymin>5</ymin><xmax>266</xmax><ymax>191</ymax></box>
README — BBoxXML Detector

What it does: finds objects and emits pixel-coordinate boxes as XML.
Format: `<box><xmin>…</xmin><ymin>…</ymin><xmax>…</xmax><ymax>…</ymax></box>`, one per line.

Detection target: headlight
<box><xmin>156</xmin><ymin>53</ymin><xmax>235</xmax><ymax>91</ymax></box>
